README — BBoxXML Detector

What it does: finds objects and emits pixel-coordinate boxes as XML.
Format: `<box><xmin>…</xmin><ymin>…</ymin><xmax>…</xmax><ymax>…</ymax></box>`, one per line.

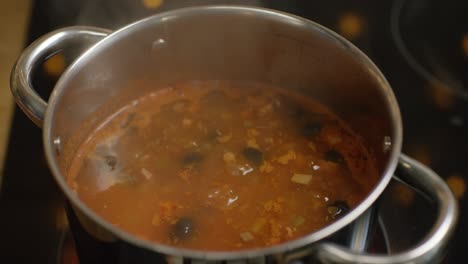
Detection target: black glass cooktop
<box><xmin>1</xmin><ymin>0</ymin><xmax>467</xmax><ymax>263</ymax></box>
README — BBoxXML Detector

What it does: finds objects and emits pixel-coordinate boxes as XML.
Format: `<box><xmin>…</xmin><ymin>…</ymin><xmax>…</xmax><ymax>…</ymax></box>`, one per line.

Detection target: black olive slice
<box><xmin>324</xmin><ymin>150</ymin><xmax>345</xmax><ymax>164</ymax></box>
<box><xmin>172</xmin><ymin>217</ymin><xmax>195</xmax><ymax>240</ymax></box>
<box><xmin>242</xmin><ymin>147</ymin><xmax>264</xmax><ymax>166</ymax></box>
<box><xmin>301</xmin><ymin>122</ymin><xmax>322</xmax><ymax>138</ymax></box>
<box><xmin>182</xmin><ymin>152</ymin><xmax>203</xmax><ymax>166</ymax></box>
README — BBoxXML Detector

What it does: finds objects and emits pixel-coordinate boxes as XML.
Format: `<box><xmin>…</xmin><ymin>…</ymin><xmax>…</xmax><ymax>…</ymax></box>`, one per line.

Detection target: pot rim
<box><xmin>43</xmin><ymin>5</ymin><xmax>403</xmax><ymax>260</ymax></box>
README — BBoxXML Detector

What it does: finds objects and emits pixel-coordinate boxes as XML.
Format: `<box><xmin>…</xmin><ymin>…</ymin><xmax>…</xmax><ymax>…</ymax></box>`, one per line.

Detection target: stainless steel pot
<box><xmin>10</xmin><ymin>6</ymin><xmax>457</xmax><ymax>264</ymax></box>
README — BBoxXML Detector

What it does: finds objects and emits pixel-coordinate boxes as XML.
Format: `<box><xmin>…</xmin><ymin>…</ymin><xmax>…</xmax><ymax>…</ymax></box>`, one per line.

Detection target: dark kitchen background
<box><xmin>0</xmin><ymin>0</ymin><xmax>467</xmax><ymax>263</ymax></box>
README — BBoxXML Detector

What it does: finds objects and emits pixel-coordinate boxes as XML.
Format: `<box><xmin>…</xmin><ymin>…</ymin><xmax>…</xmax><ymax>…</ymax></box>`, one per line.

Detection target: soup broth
<box><xmin>68</xmin><ymin>81</ymin><xmax>378</xmax><ymax>250</ymax></box>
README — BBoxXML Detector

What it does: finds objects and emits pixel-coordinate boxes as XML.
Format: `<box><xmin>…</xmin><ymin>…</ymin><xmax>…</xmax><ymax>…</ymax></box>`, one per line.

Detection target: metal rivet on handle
<box><xmin>53</xmin><ymin>136</ymin><xmax>61</xmax><ymax>156</ymax></box>
<box><xmin>383</xmin><ymin>136</ymin><xmax>392</xmax><ymax>153</ymax></box>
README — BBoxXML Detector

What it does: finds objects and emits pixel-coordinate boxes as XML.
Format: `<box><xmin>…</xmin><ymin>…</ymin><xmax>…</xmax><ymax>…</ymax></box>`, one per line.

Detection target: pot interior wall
<box><xmin>50</xmin><ymin>8</ymin><xmax>396</xmax><ymax>197</ymax></box>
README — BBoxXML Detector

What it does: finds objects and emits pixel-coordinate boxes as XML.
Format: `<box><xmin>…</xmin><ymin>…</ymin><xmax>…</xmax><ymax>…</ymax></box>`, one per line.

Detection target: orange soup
<box><xmin>68</xmin><ymin>81</ymin><xmax>378</xmax><ymax>250</ymax></box>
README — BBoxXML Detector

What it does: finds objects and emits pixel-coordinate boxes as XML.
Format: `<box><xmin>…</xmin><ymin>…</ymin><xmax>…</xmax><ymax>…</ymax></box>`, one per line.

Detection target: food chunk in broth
<box><xmin>68</xmin><ymin>81</ymin><xmax>379</xmax><ymax>250</ymax></box>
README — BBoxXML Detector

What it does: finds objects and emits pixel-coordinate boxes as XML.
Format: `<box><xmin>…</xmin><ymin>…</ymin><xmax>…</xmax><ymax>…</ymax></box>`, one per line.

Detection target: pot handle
<box><xmin>285</xmin><ymin>154</ymin><xmax>458</xmax><ymax>264</ymax></box>
<box><xmin>10</xmin><ymin>26</ymin><xmax>111</xmax><ymax>127</ymax></box>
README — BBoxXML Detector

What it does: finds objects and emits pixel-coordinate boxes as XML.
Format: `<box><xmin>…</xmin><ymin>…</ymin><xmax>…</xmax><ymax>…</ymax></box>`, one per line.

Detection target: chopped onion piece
<box><xmin>292</xmin><ymin>216</ymin><xmax>305</xmax><ymax>227</ymax></box>
<box><xmin>291</xmin><ymin>173</ymin><xmax>313</xmax><ymax>185</ymax></box>
<box><xmin>223</xmin><ymin>152</ymin><xmax>236</xmax><ymax>164</ymax></box>
<box><xmin>182</xmin><ymin>118</ymin><xmax>193</xmax><ymax>126</ymax></box>
<box><xmin>251</xmin><ymin>218</ymin><xmax>267</xmax><ymax>233</ymax></box>
<box><xmin>240</xmin><ymin>232</ymin><xmax>254</xmax><ymax>242</ymax></box>
<box><xmin>217</xmin><ymin>133</ymin><xmax>232</xmax><ymax>143</ymax></box>
<box><xmin>141</xmin><ymin>168</ymin><xmax>153</xmax><ymax>180</ymax></box>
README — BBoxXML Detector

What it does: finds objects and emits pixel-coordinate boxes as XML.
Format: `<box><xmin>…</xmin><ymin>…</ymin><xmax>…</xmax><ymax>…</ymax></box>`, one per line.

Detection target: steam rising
<box><xmin>75</xmin><ymin>0</ymin><xmax>262</xmax><ymax>29</ymax></box>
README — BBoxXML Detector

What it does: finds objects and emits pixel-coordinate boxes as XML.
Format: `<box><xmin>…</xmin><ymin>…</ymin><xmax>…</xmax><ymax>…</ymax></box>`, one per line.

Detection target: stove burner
<box><xmin>56</xmin><ymin>231</ymin><xmax>78</xmax><ymax>264</ymax></box>
<box><xmin>391</xmin><ymin>0</ymin><xmax>468</xmax><ymax>99</ymax></box>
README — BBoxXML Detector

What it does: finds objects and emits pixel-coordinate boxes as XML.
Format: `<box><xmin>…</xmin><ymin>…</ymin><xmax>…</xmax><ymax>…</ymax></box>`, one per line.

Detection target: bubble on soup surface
<box><xmin>327</xmin><ymin>200</ymin><xmax>350</xmax><ymax>219</ymax></box>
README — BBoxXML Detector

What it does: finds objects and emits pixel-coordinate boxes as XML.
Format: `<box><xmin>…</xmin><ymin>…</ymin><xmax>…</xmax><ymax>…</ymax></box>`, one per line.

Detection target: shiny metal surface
<box><xmin>308</xmin><ymin>155</ymin><xmax>458</xmax><ymax>264</ymax></box>
<box><xmin>10</xmin><ymin>26</ymin><xmax>111</xmax><ymax>127</ymax></box>
<box><xmin>348</xmin><ymin>207</ymin><xmax>376</xmax><ymax>252</ymax></box>
<box><xmin>10</xmin><ymin>5</ymin><xmax>456</xmax><ymax>263</ymax></box>
<box><xmin>44</xmin><ymin>6</ymin><xmax>403</xmax><ymax>260</ymax></box>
